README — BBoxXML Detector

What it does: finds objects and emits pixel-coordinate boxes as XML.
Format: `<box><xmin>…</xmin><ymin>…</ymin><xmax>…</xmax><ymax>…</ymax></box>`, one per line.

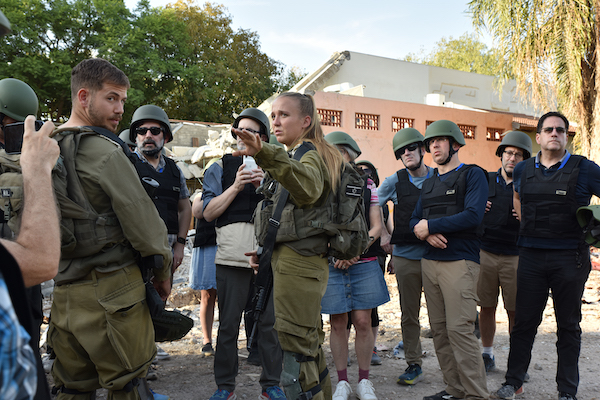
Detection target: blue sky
<box><xmin>124</xmin><ymin>0</ymin><xmax>491</xmax><ymax>73</ymax></box>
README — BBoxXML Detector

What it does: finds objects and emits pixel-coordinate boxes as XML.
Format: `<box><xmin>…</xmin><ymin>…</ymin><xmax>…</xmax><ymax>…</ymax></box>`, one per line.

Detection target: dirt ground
<box><xmin>43</xmin><ymin>250</ymin><xmax>600</xmax><ymax>400</ymax></box>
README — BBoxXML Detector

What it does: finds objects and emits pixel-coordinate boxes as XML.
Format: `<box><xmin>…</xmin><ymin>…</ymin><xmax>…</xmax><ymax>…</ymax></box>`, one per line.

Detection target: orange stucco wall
<box><xmin>314</xmin><ymin>91</ymin><xmax>528</xmax><ymax>182</ymax></box>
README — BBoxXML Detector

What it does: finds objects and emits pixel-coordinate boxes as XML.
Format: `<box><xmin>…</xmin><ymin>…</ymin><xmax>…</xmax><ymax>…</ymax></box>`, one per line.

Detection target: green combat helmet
<box><xmin>0</xmin><ymin>78</ymin><xmax>39</xmax><ymax>121</ymax></box>
<box><xmin>423</xmin><ymin>120</ymin><xmax>465</xmax><ymax>165</ymax></box>
<box><xmin>130</xmin><ymin>105</ymin><xmax>173</xmax><ymax>143</ymax></box>
<box><xmin>496</xmin><ymin>130</ymin><xmax>532</xmax><ymax>159</ymax></box>
<box><xmin>232</xmin><ymin>108</ymin><xmax>270</xmax><ymax>141</ymax></box>
<box><xmin>423</xmin><ymin>120</ymin><xmax>465</xmax><ymax>150</ymax></box>
<box><xmin>269</xmin><ymin>134</ymin><xmax>284</xmax><ymax>148</ymax></box>
<box><xmin>576</xmin><ymin>205</ymin><xmax>600</xmax><ymax>247</ymax></box>
<box><xmin>118</xmin><ymin>129</ymin><xmax>135</xmax><ymax>149</ymax></box>
<box><xmin>393</xmin><ymin>127</ymin><xmax>423</xmax><ymax>160</ymax></box>
<box><xmin>0</xmin><ymin>10</ymin><xmax>10</xmax><ymax>36</ymax></box>
<box><xmin>356</xmin><ymin>160</ymin><xmax>380</xmax><ymax>186</ymax></box>
<box><xmin>325</xmin><ymin>131</ymin><xmax>362</xmax><ymax>157</ymax></box>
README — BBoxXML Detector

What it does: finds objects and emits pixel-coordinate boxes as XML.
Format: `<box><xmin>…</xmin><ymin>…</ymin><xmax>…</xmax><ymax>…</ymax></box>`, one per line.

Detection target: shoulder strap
<box><xmin>488</xmin><ymin>171</ymin><xmax>497</xmax><ymax>197</ymax></box>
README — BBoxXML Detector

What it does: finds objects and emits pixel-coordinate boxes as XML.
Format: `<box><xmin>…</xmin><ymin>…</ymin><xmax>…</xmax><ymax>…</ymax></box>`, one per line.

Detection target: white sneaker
<box><xmin>356</xmin><ymin>379</ymin><xmax>377</xmax><ymax>400</ymax></box>
<box><xmin>332</xmin><ymin>380</ymin><xmax>352</xmax><ymax>400</ymax></box>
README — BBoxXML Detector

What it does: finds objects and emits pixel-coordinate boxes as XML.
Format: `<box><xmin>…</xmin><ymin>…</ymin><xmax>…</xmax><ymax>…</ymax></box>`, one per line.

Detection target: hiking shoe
<box><xmin>371</xmin><ymin>347</ymin><xmax>382</xmax><ymax>365</ymax></box>
<box><xmin>493</xmin><ymin>384</ymin><xmax>518</xmax><ymax>399</ymax></box>
<box><xmin>259</xmin><ymin>386</ymin><xmax>286</xmax><ymax>399</ymax></box>
<box><xmin>155</xmin><ymin>346</ymin><xmax>170</xmax><ymax>361</ymax></box>
<box><xmin>332</xmin><ymin>380</ymin><xmax>352</xmax><ymax>400</ymax></box>
<box><xmin>558</xmin><ymin>392</ymin><xmax>577</xmax><ymax>400</ymax></box>
<box><xmin>423</xmin><ymin>390</ymin><xmax>463</xmax><ymax>400</ymax></box>
<box><xmin>149</xmin><ymin>389</ymin><xmax>170</xmax><ymax>400</ymax></box>
<box><xmin>201</xmin><ymin>343</ymin><xmax>215</xmax><ymax>357</ymax></box>
<box><xmin>356</xmin><ymin>379</ymin><xmax>377</xmax><ymax>400</ymax></box>
<box><xmin>483</xmin><ymin>353</ymin><xmax>497</xmax><ymax>372</ymax></box>
<box><xmin>523</xmin><ymin>372</ymin><xmax>530</xmax><ymax>382</ymax></box>
<box><xmin>397</xmin><ymin>364</ymin><xmax>423</xmax><ymax>385</ymax></box>
<box><xmin>209</xmin><ymin>389</ymin><xmax>237</xmax><ymax>400</ymax></box>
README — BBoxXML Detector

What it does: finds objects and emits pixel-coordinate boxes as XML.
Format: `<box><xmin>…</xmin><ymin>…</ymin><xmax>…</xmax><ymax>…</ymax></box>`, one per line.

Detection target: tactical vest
<box><xmin>360</xmin><ymin>175</ymin><xmax>381</xmax><ymax>258</ymax></box>
<box><xmin>193</xmin><ymin>217</ymin><xmax>217</xmax><ymax>247</ymax></box>
<box><xmin>482</xmin><ymin>171</ymin><xmax>519</xmax><ymax>245</ymax></box>
<box><xmin>133</xmin><ymin>156</ymin><xmax>181</xmax><ymax>234</ymax></box>
<box><xmin>52</xmin><ymin>127</ymin><xmax>126</xmax><ymax>260</ymax></box>
<box><xmin>254</xmin><ymin>142</ymin><xmax>369</xmax><ymax>259</ymax></box>
<box><xmin>421</xmin><ymin>164</ymin><xmax>484</xmax><ymax>240</ymax></box>
<box><xmin>519</xmin><ymin>155</ymin><xmax>584</xmax><ymax>240</ymax></box>
<box><xmin>0</xmin><ymin>150</ymin><xmax>23</xmax><ymax>237</ymax></box>
<box><xmin>391</xmin><ymin>169</ymin><xmax>422</xmax><ymax>245</ymax></box>
<box><xmin>215</xmin><ymin>154</ymin><xmax>263</xmax><ymax>228</ymax></box>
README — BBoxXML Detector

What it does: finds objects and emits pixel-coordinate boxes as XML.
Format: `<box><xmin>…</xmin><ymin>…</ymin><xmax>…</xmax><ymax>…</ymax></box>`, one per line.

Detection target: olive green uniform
<box><xmin>48</xmin><ymin>131</ymin><xmax>172</xmax><ymax>399</ymax></box>
<box><xmin>254</xmin><ymin>142</ymin><xmax>332</xmax><ymax>400</ymax></box>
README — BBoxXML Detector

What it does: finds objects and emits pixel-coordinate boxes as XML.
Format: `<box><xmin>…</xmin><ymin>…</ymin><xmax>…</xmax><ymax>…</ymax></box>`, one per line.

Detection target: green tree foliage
<box><xmin>469</xmin><ymin>0</ymin><xmax>598</xmax><ymax>160</ymax></box>
<box><xmin>0</xmin><ymin>0</ymin><xmax>293</xmax><ymax>125</ymax></box>
<box><xmin>404</xmin><ymin>32</ymin><xmax>502</xmax><ymax>77</ymax></box>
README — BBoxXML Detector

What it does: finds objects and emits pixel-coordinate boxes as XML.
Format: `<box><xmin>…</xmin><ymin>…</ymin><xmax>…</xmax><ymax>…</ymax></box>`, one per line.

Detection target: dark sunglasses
<box><xmin>135</xmin><ymin>126</ymin><xmax>163</xmax><ymax>136</ymax></box>
<box><xmin>542</xmin><ymin>126</ymin><xmax>566</xmax><ymax>134</ymax></box>
<box><xmin>400</xmin><ymin>143</ymin><xmax>420</xmax><ymax>153</ymax></box>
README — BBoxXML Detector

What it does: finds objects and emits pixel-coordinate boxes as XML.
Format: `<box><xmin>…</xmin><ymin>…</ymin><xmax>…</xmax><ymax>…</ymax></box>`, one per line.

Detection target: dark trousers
<box><xmin>214</xmin><ymin>265</ymin><xmax>282</xmax><ymax>392</ymax></box>
<box><xmin>505</xmin><ymin>246</ymin><xmax>591</xmax><ymax>395</ymax></box>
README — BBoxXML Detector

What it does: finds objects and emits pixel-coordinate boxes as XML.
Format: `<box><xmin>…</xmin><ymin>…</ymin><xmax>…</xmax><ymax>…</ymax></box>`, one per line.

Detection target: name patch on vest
<box><xmin>446</xmin><ymin>189</ymin><xmax>456</xmax><ymax>195</ymax></box>
<box><xmin>556</xmin><ymin>190</ymin><xmax>567</xmax><ymax>196</ymax></box>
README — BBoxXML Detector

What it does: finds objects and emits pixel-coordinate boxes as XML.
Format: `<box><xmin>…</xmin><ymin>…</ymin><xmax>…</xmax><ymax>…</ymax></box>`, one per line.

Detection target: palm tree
<box><xmin>469</xmin><ymin>0</ymin><xmax>599</xmax><ymax>161</ymax></box>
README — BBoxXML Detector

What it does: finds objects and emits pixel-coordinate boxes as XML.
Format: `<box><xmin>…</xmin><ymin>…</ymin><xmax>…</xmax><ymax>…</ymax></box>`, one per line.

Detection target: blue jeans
<box><xmin>505</xmin><ymin>246</ymin><xmax>591</xmax><ymax>395</ymax></box>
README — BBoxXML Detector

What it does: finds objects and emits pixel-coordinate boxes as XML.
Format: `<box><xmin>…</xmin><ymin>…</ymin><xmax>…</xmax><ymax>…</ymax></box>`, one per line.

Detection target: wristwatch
<box><xmin>176</xmin><ymin>236</ymin><xmax>186</xmax><ymax>245</ymax></box>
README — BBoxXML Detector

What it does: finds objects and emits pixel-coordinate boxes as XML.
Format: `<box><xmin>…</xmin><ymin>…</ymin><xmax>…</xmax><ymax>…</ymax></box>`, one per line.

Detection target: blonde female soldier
<box><xmin>233</xmin><ymin>92</ymin><xmax>342</xmax><ymax>400</ymax></box>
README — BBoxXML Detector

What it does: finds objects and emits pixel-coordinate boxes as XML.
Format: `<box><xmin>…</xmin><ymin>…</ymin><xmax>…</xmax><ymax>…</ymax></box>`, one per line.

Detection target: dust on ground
<box><xmin>43</xmin><ymin>250</ymin><xmax>600</xmax><ymax>400</ymax></box>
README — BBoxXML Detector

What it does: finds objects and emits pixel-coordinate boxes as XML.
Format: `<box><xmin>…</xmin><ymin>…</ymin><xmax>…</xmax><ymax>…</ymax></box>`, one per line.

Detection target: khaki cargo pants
<box><xmin>49</xmin><ymin>266</ymin><xmax>156</xmax><ymax>400</ymax></box>
<box><xmin>272</xmin><ymin>245</ymin><xmax>332</xmax><ymax>400</ymax></box>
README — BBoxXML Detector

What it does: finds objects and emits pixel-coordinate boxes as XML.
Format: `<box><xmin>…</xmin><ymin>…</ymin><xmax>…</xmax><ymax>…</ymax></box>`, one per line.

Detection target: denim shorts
<box><xmin>189</xmin><ymin>245</ymin><xmax>217</xmax><ymax>291</ymax></box>
<box><xmin>321</xmin><ymin>259</ymin><xmax>389</xmax><ymax>314</ymax></box>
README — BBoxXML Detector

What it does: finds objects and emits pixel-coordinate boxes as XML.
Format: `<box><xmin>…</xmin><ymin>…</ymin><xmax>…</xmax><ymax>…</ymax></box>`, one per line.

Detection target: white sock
<box><xmin>482</xmin><ymin>347</ymin><xmax>494</xmax><ymax>356</ymax></box>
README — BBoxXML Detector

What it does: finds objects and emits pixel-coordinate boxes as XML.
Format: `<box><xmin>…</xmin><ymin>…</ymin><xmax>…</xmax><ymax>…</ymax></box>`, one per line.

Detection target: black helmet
<box><xmin>325</xmin><ymin>131</ymin><xmax>362</xmax><ymax>158</ymax></box>
<box><xmin>232</xmin><ymin>108</ymin><xmax>270</xmax><ymax>141</ymax></box>
<box><xmin>0</xmin><ymin>10</ymin><xmax>10</xmax><ymax>36</ymax></box>
<box><xmin>496</xmin><ymin>130</ymin><xmax>532</xmax><ymax>159</ymax></box>
<box><xmin>0</xmin><ymin>78</ymin><xmax>39</xmax><ymax>121</ymax></box>
<box><xmin>130</xmin><ymin>105</ymin><xmax>173</xmax><ymax>143</ymax></box>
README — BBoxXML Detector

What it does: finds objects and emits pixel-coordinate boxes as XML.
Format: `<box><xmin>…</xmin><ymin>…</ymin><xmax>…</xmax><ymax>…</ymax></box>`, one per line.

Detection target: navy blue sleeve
<box><xmin>428</xmin><ymin>167</ymin><xmax>488</xmax><ymax>234</ymax></box>
<box><xmin>512</xmin><ymin>160</ymin><xmax>526</xmax><ymax>195</ymax></box>
<box><xmin>409</xmin><ymin>195</ymin><xmax>423</xmax><ymax>231</ymax></box>
<box><xmin>576</xmin><ymin>159</ymin><xmax>600</xmax><ymax>205</ymax></box>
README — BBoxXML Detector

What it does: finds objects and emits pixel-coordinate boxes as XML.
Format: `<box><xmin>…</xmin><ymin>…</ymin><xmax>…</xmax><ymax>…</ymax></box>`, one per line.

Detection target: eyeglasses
<box><xmin>503</xmin><ymin>150</ymin><xmax>524</xmax><ymax>160</ymax></box>
<box><xmin>135</xmin><ymin>126</ymin><xmax>163</xmax><ymax>136</ymax></box>
<box><xmin>541</xmin><ymin>126</ymin><xmax>566</xmax><ymax>134</ymax></box>
<box><xmin>399</xmin><ymin>143</ymin><xmax>420</xmax><ymax>153</ymax></box>
<box><xmin>360</xmin><ymin>167</ymin><xmax>372</xmax><ymax>176</ymax></box>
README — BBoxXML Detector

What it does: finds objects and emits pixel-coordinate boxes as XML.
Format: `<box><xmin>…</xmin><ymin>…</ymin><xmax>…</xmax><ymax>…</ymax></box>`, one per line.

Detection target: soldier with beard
<box><xmin>48</xmin><ymin>58</ymin><xmax>173</xmax><ymax>400</ymax></box>
<box><xmin>129</xmin><ymin>105</ymin><xmax>192</xmax><ymax>273</ymax></box>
